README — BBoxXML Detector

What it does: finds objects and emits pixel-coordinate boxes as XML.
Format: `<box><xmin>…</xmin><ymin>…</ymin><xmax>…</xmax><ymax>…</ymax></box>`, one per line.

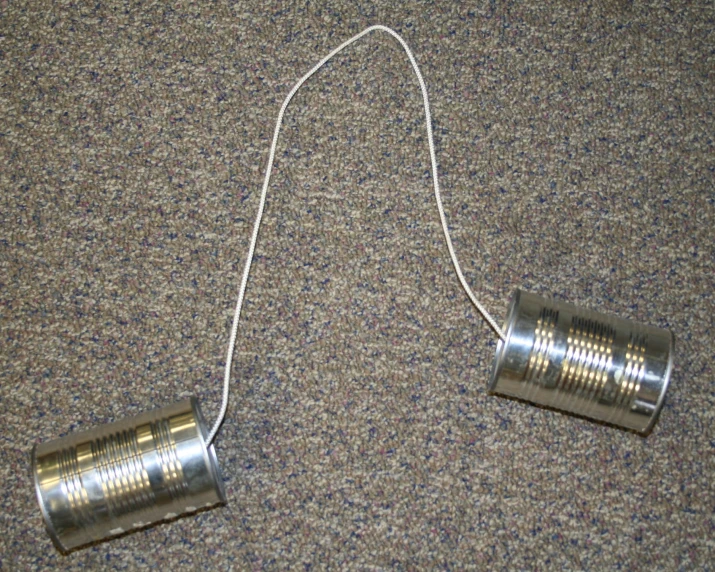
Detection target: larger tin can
<box><xmin>32</xmin><ymin>397</ymin><xmax>225</xmax><ymax>552</ymax></box>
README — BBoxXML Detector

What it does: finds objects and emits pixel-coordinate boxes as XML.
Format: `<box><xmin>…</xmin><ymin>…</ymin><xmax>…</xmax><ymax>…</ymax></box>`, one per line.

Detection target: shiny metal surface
<box><xmin>489</xmin><ymin>290</ymin><xmax>674</xmax><ymax>433</ymax></box>
<box><xmin>32</xmin><ymin>398</ymin><xmax>226</xmax><ymax>552</ymax></box>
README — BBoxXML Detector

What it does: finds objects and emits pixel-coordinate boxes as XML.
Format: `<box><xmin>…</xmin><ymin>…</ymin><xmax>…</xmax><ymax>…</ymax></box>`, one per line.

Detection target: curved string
<box><xmin>206</xmin><ymin>25</ymin><xmax>505</xmax><ymax>444</ymax></box>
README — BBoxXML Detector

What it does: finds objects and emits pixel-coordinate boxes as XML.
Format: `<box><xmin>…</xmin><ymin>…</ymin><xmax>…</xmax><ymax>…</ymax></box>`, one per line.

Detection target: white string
<box><xmin>206</xmin><ymin>25</ymin><xmax>505</xmax><ymax>444</ymax></box>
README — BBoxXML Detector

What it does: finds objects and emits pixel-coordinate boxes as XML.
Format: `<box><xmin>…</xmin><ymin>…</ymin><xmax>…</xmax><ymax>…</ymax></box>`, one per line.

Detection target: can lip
<box><xmin>31</xmin><ymin>443</ymin><xmax>69</xmax><ymax>553</ymax></box>
<box><xmin>487</xmin><ymin>289</ymin><xmax>522</xmax><ymax>393</ymax></box>
<box><xmin>642</xmin><ymin>328</ymin><xmax>675</xmax><ymax>435</ymax></box>
<box><xmin>190</xmin><ymin>397</ymin><xmax>227</xmax><ymax>504</ymax></box>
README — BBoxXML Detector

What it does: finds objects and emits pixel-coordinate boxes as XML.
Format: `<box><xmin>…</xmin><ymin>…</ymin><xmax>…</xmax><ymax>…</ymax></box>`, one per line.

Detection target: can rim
<box><xmin>642</xmin><ymin>329</ymin><xmax>675</xmax><ymax>435</ymax></box>
<box><xmin>487</xmin><ymin>289</ymin><xmax>521</xmax><ymax>393</ymax></box>
<box><xmin>190</xmin><ymin>397</ymin><xmax>227</xmax><ymax>504</ymax></box>
<box><xmin>31</xmin><ymin>443</ymin><xmax>69</xmax><ymax>553</ymax></box>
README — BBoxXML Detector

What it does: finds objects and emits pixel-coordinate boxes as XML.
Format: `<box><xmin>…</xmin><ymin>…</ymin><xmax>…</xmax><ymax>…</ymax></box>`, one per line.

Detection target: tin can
<box><xmin>488</xmin><ymin>290</ymin><xmax>674</xmax><ymax>433</ymax></box>
<box><xmin>32</xmin><ymin>397</ymin><xmax>225</xmax><ymax>552</ymax></box>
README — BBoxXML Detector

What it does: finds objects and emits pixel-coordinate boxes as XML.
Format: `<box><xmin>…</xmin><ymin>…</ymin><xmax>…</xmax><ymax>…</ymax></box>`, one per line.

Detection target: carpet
<box><xmin>1</xmin><ymin>1</ymin><xmax>713</xmax><ymax>569</ymax></box>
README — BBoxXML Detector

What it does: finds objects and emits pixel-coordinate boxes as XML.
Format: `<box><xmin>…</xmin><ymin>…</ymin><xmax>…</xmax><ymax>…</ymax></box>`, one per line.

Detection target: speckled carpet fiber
<box><xmin>1</xmin><ymin>1</ymin><xmax>713</xmax><ymax>569</ymax></box>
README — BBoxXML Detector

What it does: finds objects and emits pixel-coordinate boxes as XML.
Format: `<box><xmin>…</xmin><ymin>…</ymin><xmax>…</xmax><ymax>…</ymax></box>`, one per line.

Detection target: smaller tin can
<box><xmin>488</xmin><ymin>290</ymin><xmax>674</xmax><ymax>433</ymax></box>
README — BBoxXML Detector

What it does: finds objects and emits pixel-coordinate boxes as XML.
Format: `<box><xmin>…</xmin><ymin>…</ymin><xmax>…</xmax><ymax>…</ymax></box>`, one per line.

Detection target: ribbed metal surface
<box><xmin>489</xmin><ymin>290</ymin><xmax>674</xmax><ymax>433</ymax></box>
<box><xmin>32</xmin><ymin>398</ymin><xmax>225</xmax><ymax>552</ymax></box>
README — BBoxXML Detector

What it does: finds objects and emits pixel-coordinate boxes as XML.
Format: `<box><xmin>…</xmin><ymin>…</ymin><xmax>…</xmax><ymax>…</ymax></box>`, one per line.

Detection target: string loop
<box><xmin>207</xmin><ymin>25</ymin><xmax>505</xmax><ymax>444</ymax></box>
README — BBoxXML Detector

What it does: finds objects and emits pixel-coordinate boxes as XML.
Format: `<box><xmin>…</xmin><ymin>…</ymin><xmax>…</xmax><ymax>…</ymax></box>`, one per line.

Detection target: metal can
<box><xmin>32</xmin><ymin>397</ymin><xmax>226</xmax><ymax>552</ymax></box>
<box><xmin>488</xmin><ymin>290</ymin><xmax>674</xmax><ymax>433</ymax></box>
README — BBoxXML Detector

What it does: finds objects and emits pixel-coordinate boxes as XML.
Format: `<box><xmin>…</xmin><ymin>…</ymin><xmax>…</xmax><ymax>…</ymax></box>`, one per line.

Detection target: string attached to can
<box><xmin>207</xmin><ymin>24</ymin><xmax>506</xmax><ymax>444</ymax></box>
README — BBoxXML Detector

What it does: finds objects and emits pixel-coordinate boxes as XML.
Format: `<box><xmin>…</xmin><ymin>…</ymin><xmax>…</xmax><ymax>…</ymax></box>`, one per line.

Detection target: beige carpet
<box><xmin>2</xmin><ymin>1</ymin><xmax>713</xmax><ymax>569</ymax></box>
